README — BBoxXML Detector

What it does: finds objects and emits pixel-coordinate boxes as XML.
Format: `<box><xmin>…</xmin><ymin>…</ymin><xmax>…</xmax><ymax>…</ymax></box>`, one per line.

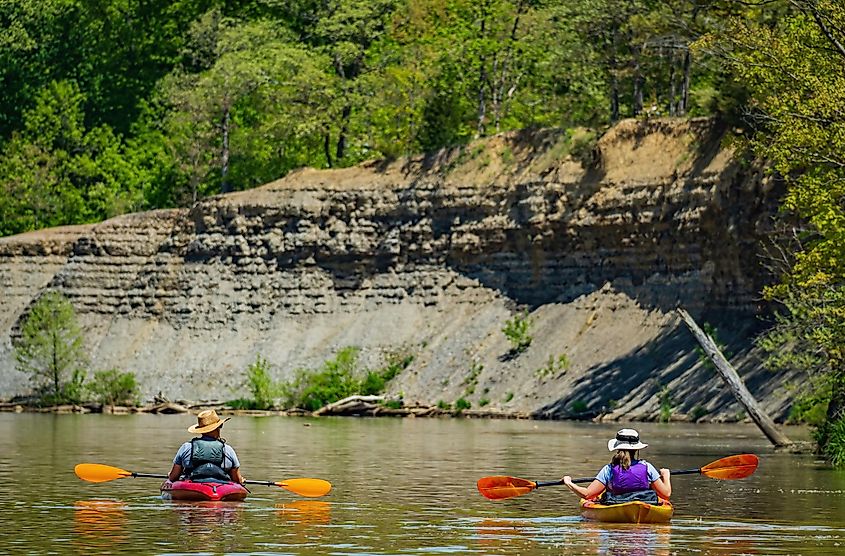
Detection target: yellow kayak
<box><xmin>579</xmin><ymin>497</ymin><xmax>673</xmax><ymax>524</ymax></box>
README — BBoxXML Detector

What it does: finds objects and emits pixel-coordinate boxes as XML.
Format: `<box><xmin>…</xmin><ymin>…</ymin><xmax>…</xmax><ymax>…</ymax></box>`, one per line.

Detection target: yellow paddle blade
<box><xmin>477</xmin><ymin>476</ymin><xmax>537</xmax><ymax>500</ymax></box>
<box><xmin>75</xmin><ymin>463</ymin><xmax>132</xmax><ymax>483</ymax></box>
<box><xmin>701</xmin><ymin>454</ymin><xmax>759</xmax><ymax>480</ymax></box>
<box><xmin>275</xmin><ymin>478</ymin><xmax>332</xmax><ymax>497</ymax></box>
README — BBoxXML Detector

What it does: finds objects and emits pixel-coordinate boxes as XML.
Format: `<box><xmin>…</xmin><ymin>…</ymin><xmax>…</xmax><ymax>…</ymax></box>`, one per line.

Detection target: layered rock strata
<box><xmin>0</xmin><ymin>118</ymin><xmax>793</xmax><ymax>421</ymax></box>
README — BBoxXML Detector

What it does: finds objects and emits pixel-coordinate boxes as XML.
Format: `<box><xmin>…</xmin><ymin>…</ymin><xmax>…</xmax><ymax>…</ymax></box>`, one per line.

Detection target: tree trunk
<box><xmin>826</xmin><ymin>369</ymin><xmax>845</xmax><ymax>423</ymax></box>
<box><xmin>336</xmin><ymin>105</ymin><xmax>351</xmax><ymax>162</ymax></box>
<box><xmin>669</xmin><ymin>58</ymin><xmax>677</xmax><ymax>117</ymax></box>
<box><xmin>324</xmin><ymin>131</ymin><xmax>333</xmax><ymax>168</ymax></box>
<box><xmin>631</xmin><ymin>46</ymin><xmax>643</xmax><ymax>116</ymax></box>
<box><xmin>680</xmin><ymin>48</ymin><xmax>691</xmax><ymax>116</ymax></box>
<box><xmin>677</xmin><ymin>308</ymin><xmax>793</xmax><ymax>448</ymax></box>
<box><xmin>220</xmin><ymin>106</ymin><xmax>231</xmax><ymax>194</ymax></box>
<box><xmin>610</xmin><ymin>74</ymin><xmax>619</xmax><ymax>123</ymax></box>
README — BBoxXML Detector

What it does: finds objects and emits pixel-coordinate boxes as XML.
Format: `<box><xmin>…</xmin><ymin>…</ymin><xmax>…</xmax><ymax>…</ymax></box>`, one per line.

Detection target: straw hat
<box><xmin>607</xmin><ymin>428</ymin><xmax>648</xmax><ymax>451</ymax></box>
<box><xmin>188</xmin><ymin>409</ymin><xmax>230</xmax><ymax>434</ymax></box>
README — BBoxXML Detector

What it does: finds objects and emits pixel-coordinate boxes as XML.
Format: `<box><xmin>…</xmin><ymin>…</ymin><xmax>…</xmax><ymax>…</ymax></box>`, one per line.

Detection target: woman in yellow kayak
<box><xmin>562</xmin><ymin>428</ymin><xmax>671</xmax><ymax>503</ymax></box>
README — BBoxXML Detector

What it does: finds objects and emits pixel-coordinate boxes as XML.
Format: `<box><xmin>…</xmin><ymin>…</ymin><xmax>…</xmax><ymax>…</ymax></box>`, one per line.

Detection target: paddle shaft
<box><xmin>122</xmin><ymin>471</ymin><xmax>283</xmax><ymax>487</ymax></box>
<box><xmin>535</xmin><ymin>467</ymin><xmax>702</xmax><ymax>489</ymax></box>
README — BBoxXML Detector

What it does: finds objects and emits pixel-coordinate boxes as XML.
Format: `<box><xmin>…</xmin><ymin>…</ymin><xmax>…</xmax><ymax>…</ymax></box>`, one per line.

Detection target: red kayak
<box><xmin>160</xmin><ymin>480</ymin><xmax>249</xmax><ymax>502</ymax></box>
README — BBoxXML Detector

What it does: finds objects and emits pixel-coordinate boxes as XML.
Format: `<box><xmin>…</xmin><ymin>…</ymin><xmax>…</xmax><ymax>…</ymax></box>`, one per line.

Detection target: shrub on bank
<box><xmin>88</xmin><ymin>369</ymin><xmax>140</xmax><ymax>406</ymax></box>
<box><xmin>280</xmin><ymin>347</ymin><xmax>413</xmax><ymax>411</ymax></box>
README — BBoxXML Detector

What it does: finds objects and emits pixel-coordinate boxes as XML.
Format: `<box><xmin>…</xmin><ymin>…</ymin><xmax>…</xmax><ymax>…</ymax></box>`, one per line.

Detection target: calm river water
<box><xmin>1</xmin><ymin>413</ymin><xmax>843</xmax><ymax>555</ymax></box>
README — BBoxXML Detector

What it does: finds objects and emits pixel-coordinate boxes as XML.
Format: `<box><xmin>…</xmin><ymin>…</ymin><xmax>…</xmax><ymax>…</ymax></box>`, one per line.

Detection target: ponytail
<box><xmin>610</xmin><ymin>449</ymin><xmax>638</xmax><ymax>470</ymax></box>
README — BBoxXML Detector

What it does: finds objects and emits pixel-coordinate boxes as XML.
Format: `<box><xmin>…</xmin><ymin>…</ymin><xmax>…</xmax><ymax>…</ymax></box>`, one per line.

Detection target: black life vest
<box><xmin>186</xmin><ymin>437</ymin><xmax>230</xmax><ymax>482</ymax></box>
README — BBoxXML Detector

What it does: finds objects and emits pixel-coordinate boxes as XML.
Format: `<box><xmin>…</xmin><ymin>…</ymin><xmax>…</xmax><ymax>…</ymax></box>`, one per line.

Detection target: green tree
<box><xmin>159</xmin><ymin>14</ymin><xmax>335</xmax><ymax>201</ymax></box>
<box><xmin>712</xmin><ymin>0</ymin><xmax>845</xmax><ymax>464</ymax></box>
<box><xmin>0</xmin><ymin>79</ymin><xmax>145</xmax><ymax>236</ymax></box>
<box><xmin>15</xmin><ymin>291</ymin><xmax>88</xmax><ymax>404</ymax></box>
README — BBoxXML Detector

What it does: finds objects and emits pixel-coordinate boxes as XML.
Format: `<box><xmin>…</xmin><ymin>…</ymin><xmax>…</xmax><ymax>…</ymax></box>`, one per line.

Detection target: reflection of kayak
<box><xmin>579</xmin><ymin>498</ymin><xmax>673</xmax><ymax>523</ymax></box>
<box><xmin>161</xmin><ymin>480</ymin><xmax>249</xmax><ymax>502</ymax></box>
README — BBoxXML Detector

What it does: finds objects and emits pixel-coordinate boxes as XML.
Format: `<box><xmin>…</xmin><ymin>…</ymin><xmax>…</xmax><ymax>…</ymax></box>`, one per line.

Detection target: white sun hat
<box><xmin>607</xmin><ymin>428</ymin><xmax>648</xmax><ymax>451</ymax></box>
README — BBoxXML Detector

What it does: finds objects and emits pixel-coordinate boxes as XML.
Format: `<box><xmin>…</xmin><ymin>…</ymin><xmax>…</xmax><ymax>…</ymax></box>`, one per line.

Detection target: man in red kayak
<box><xmin>562</xmin><ymin>428</ymin><xmax>671</xmax><ymax>504</ymax></box>
<box><xmin>168</xmin><ymin>409</ymin><xmax>246</xmax><ymax>484</ymax></box>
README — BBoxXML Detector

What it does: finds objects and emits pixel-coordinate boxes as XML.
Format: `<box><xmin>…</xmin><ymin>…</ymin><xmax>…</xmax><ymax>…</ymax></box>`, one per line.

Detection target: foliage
<box><xmin>437</xmin><ymin>400</ymin><xmax>451</xmax><ymax>410</ymax></box>
<box><xmin>88</xmin><ymin>369</ymin><xmax>140</xmax><ymax>406</ymax></box>
<box><xmin>709</xmin><ymin>0</ymin><xmax>845</xmax><ymax>464</ymax></box>
<box><xmin>504</xmin><ymin>392</ymin><xmax>514</xmax><ymax>403</ymax></box>
<box><xmin>0</xmin><ymin>0</ymin><xmax>756</xmax><ymax>238</ymax></box>
<box><xmin>280</xmin><ymin>346</ymin><xmax>411</xmax><ymax>411</ymax></box>
<box><xmin>502</xmin><ymin>311</ymin><xmax>532</xmax><ymax>354</ymax></box>
<box><xmin>658</xmin><ymin>386</ymin><xmax>673</xmax><ymax>423</ymax></box>
<box><xmin>569</xmin><ymin>399</ymin><xmax>588</xmax><ymax>414</ymax></box>
<box><xmin>816</xmin><ymin>417</ymin><xmax>845</xmax><ymax>469</ymax></box>
<box><xmin>535</xmin><ymin>353</ymin><xmax>570</xmax><ymax>378</ymax></box>
<box><xmin>690</xmin><ymin>405</ymin><xmax>708</xmax><ymax>422</ymax></box>
<box><xmin>479</xmin><ymin>398</ymin><xmax>490</xmax><ymax>407</ymax></box>
<box><xmin>14</xmin><ymin>291</ymin><xmax>88</xmax><ymax>404</ymax></box>
<box><xmin>245</xmin><ymin>355</ymin><xmax>277</xmax><ymax>410</ymax></box>
<box><xmin>281</xmin><ymin>347</ymin><xmax>361</xmax><ymax>411</ymax></box>
<box><xmin>462</xmin><ymin>360</ymin><xmax>483</xmax><ymax>396</ymax></box>
<box><xmin>694</xmin><ymin>323</ymin><xmax>730</xmax><ymax>371</ymax></box>
<box><xmin>360</xmin><ymin>350</ymin><xmax>414</xmax><ymax>395</ymax></box>
<box><xmin>455</xmin><ymin>397</ymin><xmax>471</xmax><ymax>411</ymax></box>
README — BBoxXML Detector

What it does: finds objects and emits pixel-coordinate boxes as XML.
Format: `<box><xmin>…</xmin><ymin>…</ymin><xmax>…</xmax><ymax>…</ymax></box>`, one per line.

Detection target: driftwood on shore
<box><xmin>677</xmin><ymin>307</ymin><xmax>793</xmax><ymax>448</ymax></box>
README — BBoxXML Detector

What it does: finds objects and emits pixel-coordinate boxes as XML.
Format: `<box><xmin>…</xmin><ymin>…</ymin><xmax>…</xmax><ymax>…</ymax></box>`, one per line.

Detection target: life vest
<box><xmin>186</xmin><ymin>437</ymin><xmax>230</xmax><ymax>482</ymax></box>
<box><xmin>607</xmin><ymin>460</ymin><xmax>651</xmax><ymax>494</ymax></box>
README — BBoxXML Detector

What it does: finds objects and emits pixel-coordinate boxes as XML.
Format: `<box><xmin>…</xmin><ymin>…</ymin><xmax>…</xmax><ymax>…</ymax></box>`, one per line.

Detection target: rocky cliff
<box><xmin>0</xmin><ymin>118</ymin><xmax>796</xmax><ymax>421</ymax></box>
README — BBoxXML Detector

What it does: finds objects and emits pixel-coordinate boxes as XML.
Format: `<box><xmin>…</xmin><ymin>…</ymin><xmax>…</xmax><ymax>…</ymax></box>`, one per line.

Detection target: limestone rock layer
<box><xmin>0</xmin><ymin>119</ymin><xmax>792</xmax><ymax>421</ymax></box>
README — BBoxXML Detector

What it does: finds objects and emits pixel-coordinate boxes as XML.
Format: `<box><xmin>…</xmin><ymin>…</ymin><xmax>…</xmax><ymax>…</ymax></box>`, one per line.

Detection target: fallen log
<box><xmin>677</xmin><ymin>307</ymin><xmax>793</xmax><ymax>448</ymax></box>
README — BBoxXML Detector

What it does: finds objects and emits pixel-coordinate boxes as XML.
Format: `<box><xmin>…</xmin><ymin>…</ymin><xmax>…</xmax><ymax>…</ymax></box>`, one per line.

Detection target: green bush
<box><xmin>280</xmin><ymin>347</ymin><xmax>360</xmax><ymax>411</ymax></box>
<box><xmin>818</xmin><ymin>418</ymin><xmax>845</xmax><ymax>469</ymax></box>
<box><xmin>88</xmin><ymin>369</ymin><xmax>140</xmax><ymax>406</ymax></box>
<box><xmin>479</xmin><ymin>398</ymin><xmax>490</xmax><ymax>407</ymax></box>
<box><xmin>504</xmin><ymin>392</ymin><xmax>514</xmax><ymax>403</ymax></box>
<box><xmin>245</xmin><ymin>355</ymin><xmax>276</xmax><ymax>410</ymax></box>
<box><xmin>279</xmin><ymin>347</ymin><xmax>414</xmax><ymax>411</ymax></box>
<box><xmin>437</xmin><ymin>400</ymin><xmax>451</xmax><ymax>410</ymax></box>
<box><xmin>455</xmin><ymin>397</ymin><xmax>471</xmax><ymax>411</ymax></box>
<box><xmin>502</xmin><ymin>311</ymin><xmax>532</xmax><ymax>354</ymax></box>
<box><xmin>658</xmin><ymin>386</ymin><xmax>673</xmax><ymax>423</ymax></box>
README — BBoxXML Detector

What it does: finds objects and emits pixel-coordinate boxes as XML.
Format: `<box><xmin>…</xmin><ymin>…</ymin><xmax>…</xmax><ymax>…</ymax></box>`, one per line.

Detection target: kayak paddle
<box><xmin>74</xmin><ymin>463</ymin><xmax>332</xmax><ymax>497</ymax></box>
<box><xmin>477</xmin><ymin>453</ymin><xmax>758</xmax><ymax>501</ymax></box>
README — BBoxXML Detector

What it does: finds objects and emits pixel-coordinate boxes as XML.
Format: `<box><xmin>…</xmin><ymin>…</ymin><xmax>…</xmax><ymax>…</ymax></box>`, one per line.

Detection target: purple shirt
<box><xmin>595</xmin><ymin>460</ymin><xmax>660</xmax><ymax>494</ymax></box>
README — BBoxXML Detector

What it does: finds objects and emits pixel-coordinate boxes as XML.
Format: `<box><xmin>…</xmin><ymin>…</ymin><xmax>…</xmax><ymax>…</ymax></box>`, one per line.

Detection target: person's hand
<box><xmin>563</xmin><ymin>475</ymin><xmax>573</xmax><ymax>486</ymax></box>
<box><xmin>659</xmin><ymin>468</ymin><xmax>670</xmax><ymax>480</ymax></box>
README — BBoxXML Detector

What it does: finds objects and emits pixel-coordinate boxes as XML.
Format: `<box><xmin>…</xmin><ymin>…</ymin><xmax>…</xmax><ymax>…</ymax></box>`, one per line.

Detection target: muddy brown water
<box><xmin>2</xmin><ymin>413</ymin><xmax>843</xmax><ymax>554</ymax></box>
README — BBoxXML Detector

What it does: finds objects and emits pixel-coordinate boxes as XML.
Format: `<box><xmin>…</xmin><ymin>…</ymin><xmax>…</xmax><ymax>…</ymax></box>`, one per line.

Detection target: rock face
<box><xmin>0</xmin><ymin>118</ymin><xmax>795</xmax><ymax>421</ymax></box>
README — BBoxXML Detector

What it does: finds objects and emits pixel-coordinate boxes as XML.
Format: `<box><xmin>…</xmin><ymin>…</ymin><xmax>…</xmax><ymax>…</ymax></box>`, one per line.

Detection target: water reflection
<box><xmin>73</xmin><ymin>499</ymin><xmax>129</xmax><ymax>552</ymax></box>
<box><xmin>581</xmin><ymin>523</ymin><xmax>670</xmax><ymax>556</ymax></box>
<box><xmin>168</xmin><ymin>501</ymin><xmax>244</xmax><ymax>531</ymax></box>
<box><xmin>275</xmin><ymin>500</ymin><xmax>331</xmax><ymax>525</ymax></box>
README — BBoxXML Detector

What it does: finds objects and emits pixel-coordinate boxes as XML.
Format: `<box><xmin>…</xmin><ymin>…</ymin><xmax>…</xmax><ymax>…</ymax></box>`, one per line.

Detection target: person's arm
<box><xmin>651</xmin><ymin>468</ymin><xmax>672</xmax><ymax>498</ymax></box>
<box><xmin>225</xmin><ymin>445</ymin><xmax>244</xmax><ymax>484</ymax></box>
<box><xmin>168</xmin><ymin>463</ymin><xmax>182</xmax><ymax>482</ymax></box>
<box><xmin>229</xmin><ymin>467</ymin><xmax>245</xmax><ymax>484</ymax></box>
<box><xmin>563</xmin><ymin>477</ymin><xmax>605</xmax><ymax>500</ymax></box>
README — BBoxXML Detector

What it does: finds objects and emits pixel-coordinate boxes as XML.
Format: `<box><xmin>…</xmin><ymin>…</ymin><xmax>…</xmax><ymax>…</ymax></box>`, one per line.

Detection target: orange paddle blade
<box><xmin>275</xmin><ymin>478</ymin><xmax>332</xmax><ymax>497</ymax></box>
<box><xmin>700</xmin><ymin>454</ymin><xmax>759</xmax><ymax>480</ymax></box>
<box><xmin>477</xmin><ymin>476</ymin><xmax>537</xmax><ymax>500</ymax></box>
<box><xmin>75</xmin><ymin>463</ymin><xmax>132</xmax><ymax>483</ymax></box>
